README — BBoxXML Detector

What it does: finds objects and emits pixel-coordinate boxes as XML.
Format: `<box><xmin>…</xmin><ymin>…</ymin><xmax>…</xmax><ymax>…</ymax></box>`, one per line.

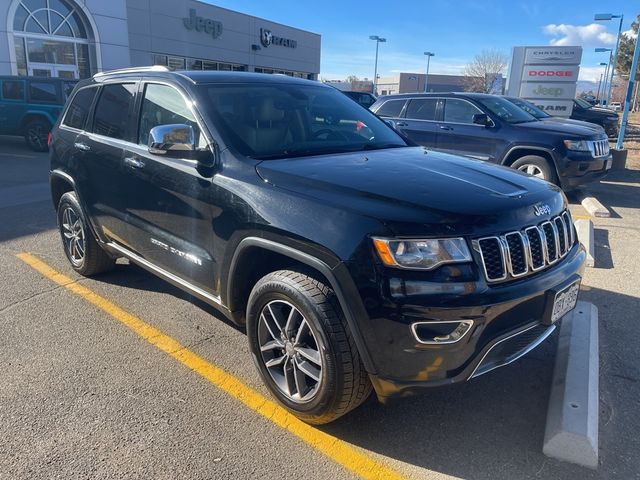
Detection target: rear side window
<box><xmin>443</xmin><ymin>99</ymin><xmax>482</xmax><ymax>124</ymax></box>
<box><xmin>62</xmin><ymin>87</ymin><xmax>97</xmax><ymax>130</ymax></box>
<box><xmin>2</xmin><ymin>80</ymin><xmax>25</xmax><ymax>100</ymax></box>
<box><xmin>29</xmin><ymin>82</ymin><xmax>57</xmax><ymax>103</ymax></box>
<box><xmin>137</xmin><ymin>83</ymin><xmax>199</xmax><ymax>146</ymax></box>
<box><xmin>92</xmin><ymin>83</ymin><xmax>136</xmax><ymax>140</ymax></box>
<box><xmin>405</xmin><ymin>99</ymin><xmax>438</xmax><ymax>121</ymax></box>
<box><xmin>375</xmin><ymin>99</ymin><xmax>406</xmax><ymax>118</ymax></box>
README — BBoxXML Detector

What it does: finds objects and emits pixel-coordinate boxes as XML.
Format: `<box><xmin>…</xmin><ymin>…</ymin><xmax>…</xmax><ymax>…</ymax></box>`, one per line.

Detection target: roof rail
<box><xmin>93</xmin><ymin>65</ymin><xmax>170</xmax><ymax>78</ymax></box>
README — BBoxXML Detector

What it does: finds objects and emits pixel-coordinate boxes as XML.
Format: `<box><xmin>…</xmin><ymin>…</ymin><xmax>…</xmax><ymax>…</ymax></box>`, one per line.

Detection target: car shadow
<box><xmin>593</xmin><ymin>228</ymin><xmax>614</xmax><ymax>269</ymax></box>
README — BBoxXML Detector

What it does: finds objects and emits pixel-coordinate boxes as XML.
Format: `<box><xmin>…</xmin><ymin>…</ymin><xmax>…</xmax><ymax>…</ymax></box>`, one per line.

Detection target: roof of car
<box><xmin>377</xmin><ymin>92</ymin><xmax>499</xmax><ymax>101</ymax></box>
<box><xmin>91</xmin><ymin>67</ymin><xmax>320</xmax><ymax>87</ymax></box>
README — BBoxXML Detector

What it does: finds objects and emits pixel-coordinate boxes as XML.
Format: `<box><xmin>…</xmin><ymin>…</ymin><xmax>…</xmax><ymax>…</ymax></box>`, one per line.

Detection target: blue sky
<box><xmin>207</xmin><ymin>0</ymin><xmax>636</xmax><ymax>83</ymax></box>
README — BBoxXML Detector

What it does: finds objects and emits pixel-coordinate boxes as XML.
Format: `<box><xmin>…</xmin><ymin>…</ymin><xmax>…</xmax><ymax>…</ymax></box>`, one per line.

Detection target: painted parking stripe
<box><xmin>16</xmin><ymin>252</ymin><xmax>406</xmax><ymax>480</ymax></box>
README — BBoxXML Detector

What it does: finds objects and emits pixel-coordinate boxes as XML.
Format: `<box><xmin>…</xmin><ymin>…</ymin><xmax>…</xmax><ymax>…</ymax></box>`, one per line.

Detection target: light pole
<box><xmin>595</xmin><ymin>48</ymin><xmax>613</xmax><ymax>105</ymax></box>
<box><xmin>616</xmin><ymin>26</ymin><xmax>640</xmax><ymax>150</ymax></box>
<box><xmin>596</xmin><ymin>62</ymin><xmax>608</xmax><ymax>103</ymax></box>
<box><xmin>423</xmin><ymin>51</ymin><xmax>435</xmax><ymax>93</ymax></box>
<box><xmin>595</xmin><ymin>13</ymin><xmax>624</xmax><ymax>106</ymax></box>
<box><xmin>369</xmin><ymin>35</ymin><xmax>386</xmax><ymax>95</ymax></box>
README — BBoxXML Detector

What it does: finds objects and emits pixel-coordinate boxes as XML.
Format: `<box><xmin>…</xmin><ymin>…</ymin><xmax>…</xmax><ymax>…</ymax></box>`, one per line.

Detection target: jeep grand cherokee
<box><xmin>49</xmin><ymin>67</ymin><xmax>585</xmax><ymax>424</ymax></box>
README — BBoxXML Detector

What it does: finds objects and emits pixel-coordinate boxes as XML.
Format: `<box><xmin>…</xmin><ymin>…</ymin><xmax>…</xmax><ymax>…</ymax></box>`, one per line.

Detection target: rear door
<box><xmin>0</xmin><ymin>79</ymin><xmax>26</xmax><ymax>135</ymax></box>
<box><xmin>372</xmin><ymin>98</ymin><xmax>407</xmax><ymax>123</ymax></box>
<box><xmin>118</xmin><ymin>81</ymin><xmax>217</xmax><ymax>292</ymax></box>
<box><xmin>436</xmin><ymin>98</ymin><xmax>497</xmax><ymax>162</ymax></box>
<box><xmin>398</xmin><ymin>97</ymin><xmax>440</xmax><ymax>147</ymax></box>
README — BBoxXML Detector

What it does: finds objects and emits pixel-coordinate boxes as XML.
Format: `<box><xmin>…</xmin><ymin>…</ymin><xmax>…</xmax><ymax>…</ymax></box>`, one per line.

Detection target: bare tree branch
<box><xmin>463</xmin><ymin>49</ymin><xmax>509</xmax><ymax>93</ymax></box>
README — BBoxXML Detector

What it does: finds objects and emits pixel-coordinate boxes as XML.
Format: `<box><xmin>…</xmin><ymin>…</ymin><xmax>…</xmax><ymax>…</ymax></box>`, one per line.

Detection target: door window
<box><xmin>405</xmin><ymin>98</ymin><xmax>438</xmax><ymax>121</ymax></box>
<box><xmin>137</xmin><ymin>83</ymin><xmax>200</xmax><ymax>147</ymax></box>
<box><xmin>92</xmin><ymin>83</ymin><xmax>136</xmax><ymax>140</ymax></box>
<box><xmin>62</xmin><ymin>87</ymin><xmax>97</xmax><ymax>130</ymax></box>
<box><xmin>443</xmin><ymin>99</ymin><xmax>482</xmax><ymax>124</ymax></box>
<box><xmin>2</xmin><ymin>80</ymin><xmax>25</xmax><ymax>100</ymax></box>
<box><xmin>28</xmin><ymin>81</ymin><xmax>57</xmax><ymax>102</ymax></box>
<box><xmin>375</xmin><ymin>99</ymin><xmax>406</xmax><ymax>117</ymax></box>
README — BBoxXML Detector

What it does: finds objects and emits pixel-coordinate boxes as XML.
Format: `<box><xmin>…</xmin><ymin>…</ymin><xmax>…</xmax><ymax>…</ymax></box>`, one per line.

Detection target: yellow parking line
<box><xmin>571</xmin><ymin>214</ymin><xmax>592</xmax><ymax>220</ymax></box>
<box><xmin>16</xmin><ymin>252</ymin><xmax>406</xmax><ymax>480</ymax></box>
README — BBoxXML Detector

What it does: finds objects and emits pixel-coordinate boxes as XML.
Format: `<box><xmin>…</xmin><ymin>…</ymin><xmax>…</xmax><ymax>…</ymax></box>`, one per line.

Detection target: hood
<box><xmin>587</xmin><ymin>106</ymin><xmax>619</xmax><ymax>118</ymax></box>
<box><xmin>513</xmin><ymin>119</ymin><xmax>605</xmax><ymax>138</ymax></box>
<box><xmin>540</xmin><ymin>117</ymin><xmax>605</xmax><ymax>133</ymax></box>
<box><xmin>256</xmin><ymin>147</ymin><xmax>564</xmax><ymax>236</ymax></box>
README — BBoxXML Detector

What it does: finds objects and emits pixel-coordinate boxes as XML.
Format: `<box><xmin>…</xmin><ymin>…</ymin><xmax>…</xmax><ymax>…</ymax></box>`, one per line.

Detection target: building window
<box><xmin>11</xmin><ymin>0</ymin><xmax>94</xmax><ymax>79</ymax></box>
<box><xmin>167</xmin><ymin>56</ymin><xmax>185</xmax><ymax>70</ymax></box>
<box><xmin>255</xmin><ymin>66</ymin><xmax>313</xmax><ymax>79</ymax></box>
<box><xmin>153</xmin><ymin>54</ymin><xmax>168</xmax><ymax>66</ymax></box>
<box><xmin>151</xmin><ymin>54</ymin><xmax>248</xmax><ymax>73</ymax></box>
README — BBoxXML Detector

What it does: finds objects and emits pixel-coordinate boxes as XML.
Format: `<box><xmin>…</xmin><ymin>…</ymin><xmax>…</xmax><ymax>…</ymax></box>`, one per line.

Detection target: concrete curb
<box><xmin>576</xmin><ymin>189</ymin><xmax>610</xmax><ymax>218</ymax></box>
<box><xmin>575</xmin><ymin>219</ymin><xmax>595</xmax><ymax>267</ymax></box>
<box><xmin>543</xmin><ymin>301</ymin><xmax>599</xmax><ymax>469</ymax></box>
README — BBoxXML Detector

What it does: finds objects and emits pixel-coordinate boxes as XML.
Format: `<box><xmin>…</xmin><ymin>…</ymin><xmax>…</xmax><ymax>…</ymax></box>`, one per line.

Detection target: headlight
<box><xmin>372</xmin><ymin>237</ymin><xmax>472</xmax><ymax>270</ymax></box>
<box><xmin>563</xmin><ymin>139</ymin><xmax>591</xmax><ymax>151</ymax></box>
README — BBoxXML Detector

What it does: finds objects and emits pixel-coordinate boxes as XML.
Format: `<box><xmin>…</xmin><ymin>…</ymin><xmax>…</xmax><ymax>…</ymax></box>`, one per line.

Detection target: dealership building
<box><xmin>0</xmin><ymin>0</ymin><xmax>321</xmax><ymax>80</ymax></box>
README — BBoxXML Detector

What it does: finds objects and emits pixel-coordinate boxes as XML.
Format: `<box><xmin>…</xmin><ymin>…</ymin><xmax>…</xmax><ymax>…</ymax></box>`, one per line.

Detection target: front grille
<box><xmin>475</xmin><ymin>210</ymin><xmax>575</xmax><ymax>283</ymax></box>
<box><xmin>591</xmin><ymin>139</ymin><xmax>609</xmax><ymax>158</ymax></box>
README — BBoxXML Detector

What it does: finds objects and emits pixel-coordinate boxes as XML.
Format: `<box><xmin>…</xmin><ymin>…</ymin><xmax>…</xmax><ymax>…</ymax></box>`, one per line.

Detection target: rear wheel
<box><xmin>247</xmin><ymin>270</ymin><xmax>372</xmax><ymax>425</ymax></box>
<box><xmin>23</xmin><ymin>119</ymin><xmax>51</xmax><ymax>152</ymax></box>
<box><xmin>511</xmin><ymin>155</ymin><xmax>557</xmax><ymax>184</ymax></box>
<box><xmin>57</xmin><ymin>191</ymin><xmax>115</xmax><ymax>276</ymax></box>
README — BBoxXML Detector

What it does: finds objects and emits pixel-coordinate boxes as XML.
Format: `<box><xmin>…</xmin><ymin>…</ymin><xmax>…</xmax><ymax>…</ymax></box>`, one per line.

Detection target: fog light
<box><xmin>411</xmin><ymin>320</ymin><xmax>474</xmax><ymax>345</ymax></box>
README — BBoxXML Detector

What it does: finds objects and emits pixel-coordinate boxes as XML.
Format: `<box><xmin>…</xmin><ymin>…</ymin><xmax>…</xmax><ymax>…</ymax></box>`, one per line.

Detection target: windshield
<box><xmin>574</xmin><ymin>98</ymin><xmax>593</xmax><ymax>109</ymax></box>
<box><xmin>198</xmin><ymin>83</ymin><xmax>407</xmax><ymax>159</ymax></box>
<box><xmin>475</xmin><ymin>96</ymin><xmax>537</xmax><ymax>124</ymax></box>
<box><xmin>506</xmin><ymin>97</ymin><xmax>550</xmax><ymax>119</ymax></box>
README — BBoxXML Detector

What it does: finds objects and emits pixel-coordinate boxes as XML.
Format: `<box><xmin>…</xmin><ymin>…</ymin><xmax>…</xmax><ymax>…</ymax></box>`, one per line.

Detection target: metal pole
<box><xmin>606</xmin><ymin>15</ymin><xmax>624</xmax><ymax>105</ymax></box>
<box><xmin>373</xmin><ymin>40</ymin><xmax>379</xmax><ymax>95</ymax></box>
<box><xmin>616</xmin><ymin>31</ymin><xmax>639</xmax><ymax>150</ymax></box>
<box><xmin>602</xmin><ymin>60</ymin><xmax>610</xmax><ymax>104</ymax></box>
<box><xmin>424</xmin><ymin>55</ymin><xmax>431</xmax><ymax>93</ymax></box>
<box><xmin>596</xmin><ymin>73</ymin><xmax>603</xmax><ymax>101</ymax></box>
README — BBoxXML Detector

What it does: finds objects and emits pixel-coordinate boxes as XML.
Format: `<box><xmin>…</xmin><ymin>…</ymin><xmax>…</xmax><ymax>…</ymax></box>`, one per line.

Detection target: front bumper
<box><xmin>354</xmin><ymin>244</ymin><xmax>585</xmax><ymax>401</ymax></box>
<box><xmin>556</xmin><ymin>150</ymin><xmax>612</xmax><ymax>190</ymax></box>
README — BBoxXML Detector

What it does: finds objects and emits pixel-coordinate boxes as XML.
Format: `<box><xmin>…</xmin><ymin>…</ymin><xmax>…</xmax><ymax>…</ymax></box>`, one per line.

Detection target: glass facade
<box><xmin>153</xmin><ymin>54</ymin><xmax>247</xmax><ymax>72</ymax></box>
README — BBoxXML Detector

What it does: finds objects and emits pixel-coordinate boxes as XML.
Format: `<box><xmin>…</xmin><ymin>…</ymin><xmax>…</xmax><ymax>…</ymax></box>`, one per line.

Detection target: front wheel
<box><xmin>247</xmin><ymin>270</ymin><xmax>372</xmax><ymax>425</ymax></box>
<box><xmin>511</xmin><ymin>155</ymin><xmax>557</xmax><ymax>184</ymax></box>
<box><xmin>23</xmin><ymin>119</ymin><xmax>51</xmax><ymax>152</ymax></box>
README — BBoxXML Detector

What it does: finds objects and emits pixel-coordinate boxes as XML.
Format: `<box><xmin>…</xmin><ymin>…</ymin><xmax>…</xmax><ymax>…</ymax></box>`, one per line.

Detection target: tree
<box><xmin>616</xmin><ymin>15</ymin><xmax>638</xmax><ymax>80</ymax></box>
<box><xmin>463</xmin><ymin>49</ymin><xmax>509</xmax><ymax>93</ymax></box>
<box><xmin>345</xmin><ymin>75</ymin><xmax>360</xmax><ymax>83</ymax></box>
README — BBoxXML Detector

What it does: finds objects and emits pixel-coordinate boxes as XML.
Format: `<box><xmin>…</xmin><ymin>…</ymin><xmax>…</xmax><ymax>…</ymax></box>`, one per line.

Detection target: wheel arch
<box><xmin>502</xmin><ymin>146</ymin><xmax>560</xmax><ymax>180</ymax></box>
<box><xmin>227</xmin><ymin>237</ymin><xmax>376</xmax><ymax>374</ymax></box>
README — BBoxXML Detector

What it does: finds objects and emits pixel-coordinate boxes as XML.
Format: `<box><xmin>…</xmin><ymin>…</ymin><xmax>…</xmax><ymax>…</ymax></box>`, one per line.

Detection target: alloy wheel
<box><xmin>517</xmin><ymin>164</ymin><xmax>545</xmax><ymax>179</ymax></box>
<box><xmin>27</xmin><ymin>125</ymin><xmax>45</xmax><ymax>150</ymax></box>
<box><xmin>257</xmin><ymin>300</ymin><xmax>323</xmax><ymax>403</ymax></box>
<box><xmin>61</xmin><ymin>206</ymin><xmax>86</xmax><ymax>266</ymax></box>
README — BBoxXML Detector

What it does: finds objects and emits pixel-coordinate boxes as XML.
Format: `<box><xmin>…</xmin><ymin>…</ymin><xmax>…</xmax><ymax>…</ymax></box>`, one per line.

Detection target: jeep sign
<box><xmin>183</xmin><ymin>9</ymin><xmax>223</xmax><ymax>39</ymax></box>
<box><xmin>507</xmin><ymin>46</ymin><xmax>582</xmax><ymax>117</ymax></box>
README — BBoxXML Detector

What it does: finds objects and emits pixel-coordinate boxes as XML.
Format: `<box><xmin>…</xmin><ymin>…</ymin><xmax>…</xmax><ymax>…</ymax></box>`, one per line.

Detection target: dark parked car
<box><xmin>568</xmin><ymin>98</ymin><xmax>619</xmax><ymax>137</ymax></box>
<box><xmin>0</xmin><ymin>76</ymin><xmax>76</xmax><ymax>151</ymax></box>
<box><xmin>370</xmin><ymin>92</ymin><xmax>611</xmax><ymax>190</ymax></box>
<box><xmin>505</xmin><ymin>96</ymin><xmax>607</xmax><ymax>133</ymax></box>
<box><xmin>50</xmin><ymin>67</ymin><xmax>585</xmax><ymax>423</ymax></box>
<box><xmin>342</xmin><ymin>91</ymin><xmax>377</xmax><ymax>108</ymax></box>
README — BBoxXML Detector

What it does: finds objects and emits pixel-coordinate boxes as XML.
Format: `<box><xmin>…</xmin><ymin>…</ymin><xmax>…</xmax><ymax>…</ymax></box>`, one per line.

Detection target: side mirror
<box><xmin>472</xmin><ymin>113</ymin><xmax>492</xmax><ymax>127</ymax></box>
<box><xmin>148</xmin><ymin>124</ymin><xmax>196</xmax><ymax>156</ymax></box>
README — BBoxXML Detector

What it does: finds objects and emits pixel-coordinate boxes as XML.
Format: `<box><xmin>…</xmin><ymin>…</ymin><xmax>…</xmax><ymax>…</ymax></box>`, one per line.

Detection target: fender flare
<box><xmin>228</xmin><ymin>237</ymin><xmax>377</xmax><ymax>374</ymax></box>
<box><xmin>501</xmin><ymin>145</ymin><xmax>561</xmax><ymax>180</ymax></box>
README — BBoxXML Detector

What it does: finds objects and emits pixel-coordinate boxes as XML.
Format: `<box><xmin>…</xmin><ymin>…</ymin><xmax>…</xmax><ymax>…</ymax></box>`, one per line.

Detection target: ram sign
<box><xmin>507</xmin><ymin>46</ymin><xmax>582</xmax><ymax>117</ymax></box>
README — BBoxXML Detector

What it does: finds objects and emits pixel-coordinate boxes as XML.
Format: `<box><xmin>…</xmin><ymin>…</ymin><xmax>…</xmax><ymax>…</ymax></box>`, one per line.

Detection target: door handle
<box><xmin>74</xmin><ymin>142</ymin><xmax>90</xmax><ymax>151</ymax></box>
<box><xmin>395</xmin><ymin>122</ymin><xmax>408</xmax><ymax>127</ymax></box>
<box><xmin>124</xmin><ymin>157</ymin><xmax>145</xmax><ymax>169</ymax></box>
<box><xmin>438</xmin><ymin>125</ymin><xmax>453</xmax><ymax>131</ymax></box>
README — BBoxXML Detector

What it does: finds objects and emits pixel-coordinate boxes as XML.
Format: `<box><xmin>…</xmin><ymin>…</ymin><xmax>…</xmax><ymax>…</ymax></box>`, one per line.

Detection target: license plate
<box><xmin>550</xmin><ymin>281</ymin><xmax>580</xmax><ymax>324</ymax></box>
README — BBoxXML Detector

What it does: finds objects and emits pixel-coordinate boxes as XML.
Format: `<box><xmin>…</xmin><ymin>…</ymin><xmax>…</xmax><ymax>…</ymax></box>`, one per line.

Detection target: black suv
<box><xmin>370</xmin><ymin>92</ymin><xmax>611</xmax><ymax>190</ymax></box>
<box><xmin>50</xmin><ymin>68</ymin><xmax>585</xmax><ymax>424</ymax></box>
<box><xmin>569</xmin><ymin>98</ymin><xmax>620</xmax><ymax>138</ymax></box>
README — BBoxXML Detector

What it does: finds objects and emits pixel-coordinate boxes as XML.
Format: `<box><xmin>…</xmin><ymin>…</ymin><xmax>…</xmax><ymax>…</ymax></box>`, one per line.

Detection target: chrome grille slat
<box><xmin>476</xmin><ymin>211</ymin><xmax>576</xmax><ymax>283</ymax></box>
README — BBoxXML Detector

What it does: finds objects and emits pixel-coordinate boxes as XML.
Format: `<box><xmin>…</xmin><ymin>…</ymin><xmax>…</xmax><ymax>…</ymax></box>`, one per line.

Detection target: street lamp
<box><xmin>596</xmin><ymin>62</ymin><xmax>608</xmax><ymax>102</ymax></box>
<box><xmin>595</xmin><ymin>13</ymin><xmax>624</xmax><ymax>106</ymax></box>
<box><xmin>595</xmin><ymin>47</ymin><xmax>613</xmax><ymax>105</ymax></box>
<box><xmin>423</xmin><ymin>52</ymin><xmax>435</xmax><ymax>93</ymax></box>
<box><xmin>370</xmin><ymin>35</ymin><xmax>386</xmax><ymax>95</ymax></box>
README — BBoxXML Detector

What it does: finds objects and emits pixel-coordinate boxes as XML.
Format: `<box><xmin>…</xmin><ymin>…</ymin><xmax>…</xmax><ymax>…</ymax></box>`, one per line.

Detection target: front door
<box><xmin>29</xmin><ymin>63</ymin><xmax>78</xmax><ymax>79</ymax></box>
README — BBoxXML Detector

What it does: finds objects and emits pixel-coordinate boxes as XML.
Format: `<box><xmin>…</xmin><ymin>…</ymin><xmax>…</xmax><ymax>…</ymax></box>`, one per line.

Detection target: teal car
<box><xmin>0</xmin><ymin>76</ymin><xmax>76</xmax><ymax>151</ymax></box>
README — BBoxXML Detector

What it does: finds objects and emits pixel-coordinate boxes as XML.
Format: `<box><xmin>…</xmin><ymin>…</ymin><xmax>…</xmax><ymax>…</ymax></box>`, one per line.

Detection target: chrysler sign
<box><xmin>524</xmin><ymin>48</ymin><xmax>581</xmax><ymax>65</ymax></box>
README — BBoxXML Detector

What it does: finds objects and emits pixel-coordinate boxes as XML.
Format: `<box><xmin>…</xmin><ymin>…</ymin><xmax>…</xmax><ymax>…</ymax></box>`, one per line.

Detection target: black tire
<box><xmin>511</xmin><ymin>155</ymin><xmax>558</xmax><ymax>184</ymax></box>
<box><xmin>247</xmin><ymin>270</ymin><xmax>372</xmax><ymax>425</ymax></box>
<box><xmin>23</xmin><ymin>119</ymin><xmax>51</xmax><ymax>152</ymax></box>
<box><xmin>57</xmin><ymin>191</ymin><xmax>115</xmax><ymax>276</ymax></box>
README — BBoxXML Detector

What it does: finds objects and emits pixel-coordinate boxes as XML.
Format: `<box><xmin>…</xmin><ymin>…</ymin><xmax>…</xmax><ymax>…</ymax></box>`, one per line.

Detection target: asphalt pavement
<box><xmin>1</xmin><ymin>135</ymin><xmax>638</xmax><ymax>479</ymax></box>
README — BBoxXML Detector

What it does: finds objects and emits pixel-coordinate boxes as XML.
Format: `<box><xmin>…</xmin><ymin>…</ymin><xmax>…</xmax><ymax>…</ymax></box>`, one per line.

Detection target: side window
<box><xmin>62</xmin><ymin>88</ymin><xmax>97</xmax><ymax>130</ymax></box>
<box><xmin>375</xmin><ymin>99</ymin><xmax>406</xmax><ymax>118</ymax></box>
<box><xmin>137</xmin><ymin>83</ymin><xmax>200</xmax><ymax>147</ymax></box>
<box><xmin>92</xmin><ymin>83</ymin><xmax>136</xmax><ymax>140</ymax></box>
<box><xmin>443</xmin><ymin>99</ymin><xmax>482</xmax><ymax>124</ymax></box>
<box><xmin>29</xmin><ymin>82</ymin><xmax>57</xmax><ymax>103</ymax></box>
<box><xmin>405</xmin><ymin>99</ymin><xmax>438</xmax><ymax>121</ymax></box>
<box><xmin>2</xmin><ymin>80</ymin><xmax>25</xmax><ymax>100</ymax></box>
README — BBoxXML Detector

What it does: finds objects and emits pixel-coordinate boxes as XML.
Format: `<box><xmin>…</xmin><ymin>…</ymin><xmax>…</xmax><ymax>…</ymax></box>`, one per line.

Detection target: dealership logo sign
<box><xmin>260</xmin><ymin>28</ymin><xmax>297</xmax><ymax>48</ymax></box>
<box><xmin>527</xmin><ymin>70</ymin><xmax>574</xmax><ymax>77</ymax></box>
<box><xmin>183</xmin><ymin>9</ymin><xmax>223</xmax><ymax>39</ymax></box>
<box><xmin>524</xmin><ymin>48</ymin><xmax>581</xmax><ymax>65</ymax></box>
<box><xmin>533</xmin><ymin>204</ymin><xmax>551</xmax><ymax>216</ymax></box>
<box><xmin>532</xmin><ymin>85</ymin><xmax>563</xmax><ymax>97</ymax></box>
